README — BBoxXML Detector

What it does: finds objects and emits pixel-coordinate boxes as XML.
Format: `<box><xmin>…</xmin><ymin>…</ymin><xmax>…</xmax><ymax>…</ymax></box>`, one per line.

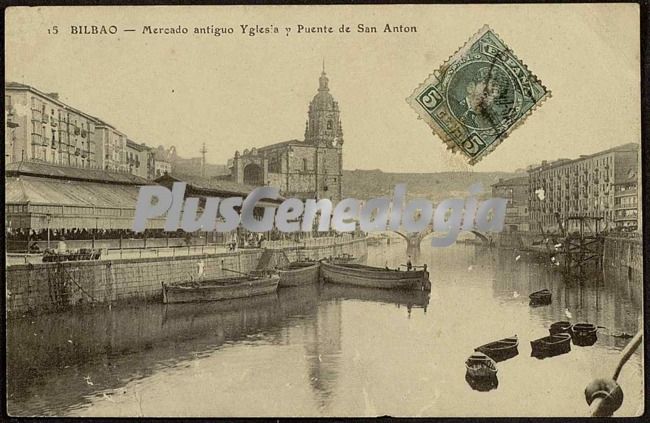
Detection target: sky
<box><xmin>5</xmin><ymin>4</ymin><xmax>641</xmax><ymax>173</ymax></box>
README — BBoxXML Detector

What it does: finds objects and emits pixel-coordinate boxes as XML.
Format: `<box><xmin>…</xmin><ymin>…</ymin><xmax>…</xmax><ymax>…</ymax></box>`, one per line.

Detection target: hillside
<box><xmin>342</xmin><ymin>169</ymin><xmax>525</xmax><ymax>201</ymax></box>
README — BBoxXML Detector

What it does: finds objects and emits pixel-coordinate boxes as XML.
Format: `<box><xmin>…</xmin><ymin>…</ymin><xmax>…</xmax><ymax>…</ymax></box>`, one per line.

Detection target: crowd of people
<box><xmin>6</xmin><ymin>226</ymin><xmax>362</xmax><ymax>253</ymax></box>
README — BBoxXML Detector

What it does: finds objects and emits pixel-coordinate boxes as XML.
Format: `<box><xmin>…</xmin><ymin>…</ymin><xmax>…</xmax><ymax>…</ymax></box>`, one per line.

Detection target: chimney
<box><xmin>542</xmin><ymin>160</ymin><xmax>548</xmax><ymax>166</ymax></box>
<box><xmin>47</xmin><ymin>93</ymin><xmax>60</xmax><ymax>100</ymax></box>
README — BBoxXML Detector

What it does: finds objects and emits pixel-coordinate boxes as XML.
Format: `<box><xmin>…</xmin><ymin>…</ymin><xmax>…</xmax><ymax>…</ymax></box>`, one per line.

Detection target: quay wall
<box><xmin>6</xmin><ymin>236</ymin><xmax>367</xmax><ymax>318</ymax></box>
<box><xmin>493</xmin><ymin>232</ymin><xmax>643</xmax><ymax>282</ymax></box>
<box><xmin>602</xmin><ymin>236</ymin><xmax>643</xmax><ymax>284</ymax></box>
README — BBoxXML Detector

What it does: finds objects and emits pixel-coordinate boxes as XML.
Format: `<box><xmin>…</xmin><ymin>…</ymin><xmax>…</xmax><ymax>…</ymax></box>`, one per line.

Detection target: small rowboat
<box><xmin>530</xmin><ymin>333</ymin><xmax>571</xmax><ymax>358</ymax></box>
<box><xmin>572</xmin><ymin>322</ymin><xmax>598</xmax><ymax>346</ymax></box>
<box><xmin>465</xmin><ymin>372</ymin><xmax>498</xmax><ymax>392</ymax></box>
<box><xmin>162</xmin><ymin>275</ymin><xmax>279</xmax><ymax>304</ymax></box>
<box><xmin>529</xmin><ymin>289</ymin><xmax>552</xmax><ymax>306</ymax></box>
<box><xmin>465</xmin><ymin>352</ymin><xmax>498</xmax><ymax>378</ymax></box>
<box><xmin>475</xmin><ymin>335</ymin><xmax>519</xmax><ymax>362</ymax></box>
<box><xmin>278</xmin><ymin>261</ymin><xmax>320</xmax><ymax>287</ymax></box>
<box><xmin>320</xmin><ymin>260</ymin><xmax>431</xmax><ymax>291</ymax></box>
<box><xmin>549</xmin><ymin>321</ymin><xmax>573</xmax><ymax>336</ymax></box>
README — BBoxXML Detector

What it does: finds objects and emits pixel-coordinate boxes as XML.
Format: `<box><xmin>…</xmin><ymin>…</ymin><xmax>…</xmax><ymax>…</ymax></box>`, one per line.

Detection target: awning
<box><xmin>5</xmin><ymin>175</ymin><xmax>165</xmax><ymax>230</ymax></box>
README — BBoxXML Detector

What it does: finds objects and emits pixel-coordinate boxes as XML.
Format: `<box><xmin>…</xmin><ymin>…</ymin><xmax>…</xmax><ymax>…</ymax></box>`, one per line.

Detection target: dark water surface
<box><xmin>7</xmin><ymin>241</ymin><xmax>643</xmax><ymax>417</ymax></box>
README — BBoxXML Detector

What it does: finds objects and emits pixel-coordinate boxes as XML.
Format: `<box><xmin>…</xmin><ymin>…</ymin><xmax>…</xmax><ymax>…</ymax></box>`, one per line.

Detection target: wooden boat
<box><xmin>465</xmin><ymin>372</ymin><xmax>498</xmax><ymax>392</ymax></box>
<box><xmin>278</xmin><ymin>261</ymin><xmax>320</xmax><ymax>287</ymax></box>
<box><xmin>549</xmin><ymin>321</ymin><xmax>573</xmax><ymax>336</ymax></box>
<box><xmin>529</xmin><ymin>288</ymin><xmax>552</xmax><ymax>305</ymax></box>
<box><xmin>162</xmin><ymin>275</ymin><xmax>279</xmax><ymax>304</ymax></box>
<box><xmin>320</xmin><ymin>260</ymin><xmax>431</xmax><ymax>291</ymax></box>
<box><xmin>475</xmin><ymin>335</ymin><xmax>519</xmax><ymax>362</ymax></box>
<box><xmin>465</xmin><ymin>352</ymin><xmax>497</xmax><ymax>378</ymax></box>
<box><xmin>571</xmin><ymin>322</ymin><xmax>598</xmax><ymax>346</ymax></box>
<box><xmin>530</xmin><ymin>333</ymin><xmax>571</xmax><ymax>358</ymax></box>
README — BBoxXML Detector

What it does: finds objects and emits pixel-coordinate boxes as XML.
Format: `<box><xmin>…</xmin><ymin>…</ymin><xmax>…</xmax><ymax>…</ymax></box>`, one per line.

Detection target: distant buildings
<box><xmin>491</xmin><ymin>177</ymin><xmax>529</xmax><ymax>232</ymax></box>
<box><xmin>4</xmin><ymin>81</ymin><xmax>174</xmax><ymax>181</ymax></box>
<box><xmin>126</xmin><ymin>139</ymin><xmax>156</xmax><ymax>180</ymax></box>
<box><xmin>153</xmin><ymin>146</ymin><xmax>172</xmax><ymax>177</ymax></box>
<box><xmin>527</xmin><ymin>143</ymin><xmax>639</xmax><ymax>233</ymax></box>
<box><xmin>229</xmin><ymin>68</ymin><xmax>344</xmax><ymax>202</ymax></box>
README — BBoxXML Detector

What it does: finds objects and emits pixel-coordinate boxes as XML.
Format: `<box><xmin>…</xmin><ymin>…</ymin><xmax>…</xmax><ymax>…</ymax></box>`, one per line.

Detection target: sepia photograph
<box><xmin>4</xmin><ymin>4</ymin><xmax>645</xmax><ymax>418</ymax></box>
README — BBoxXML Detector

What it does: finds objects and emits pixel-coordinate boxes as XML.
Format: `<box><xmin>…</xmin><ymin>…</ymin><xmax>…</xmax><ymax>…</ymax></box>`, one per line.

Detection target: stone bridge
<box><xmin>393</xmin><ymin>224</ymin><xmax>491</xmax><ymax>256</ymax></box>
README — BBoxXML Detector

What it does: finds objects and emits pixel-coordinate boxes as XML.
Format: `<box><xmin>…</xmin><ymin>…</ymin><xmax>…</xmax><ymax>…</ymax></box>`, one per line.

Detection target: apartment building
<box><xmin>528</xmin><ymin>143</ymin><xmax>639</xmax><ymax>233</ymax></box>
<box><xmin>5</xmin><ymin>82</ymin><xmax>98</xmax><ymax>168</ymax></box>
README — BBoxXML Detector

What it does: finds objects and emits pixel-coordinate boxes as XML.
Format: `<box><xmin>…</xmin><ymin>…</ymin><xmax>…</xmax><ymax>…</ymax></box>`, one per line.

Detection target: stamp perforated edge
<box><xmin>406</xmin><ymin>24</ymin><xmax>552</xmax><ymax>165</ymax></box>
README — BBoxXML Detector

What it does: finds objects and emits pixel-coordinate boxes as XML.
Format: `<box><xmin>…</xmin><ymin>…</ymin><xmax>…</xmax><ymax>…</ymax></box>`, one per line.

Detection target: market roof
<box><xmin>5</xmin><ymin>175</ymin><xmax>167</xmax><ymax>230</ymax></box>
<box><xmin>6</xmin><ymin>175</ymin><xmax>142</xmax><ymax>208</ymax></box>
<box><xmin>157</xmin><ymin>173</ymin><xmax>284</xmax><ymax>203</ymax></box>
<box><xmin>5</xmin><ymin>161</ymin><xmax>150</xmax><ymax>185</ymax></box>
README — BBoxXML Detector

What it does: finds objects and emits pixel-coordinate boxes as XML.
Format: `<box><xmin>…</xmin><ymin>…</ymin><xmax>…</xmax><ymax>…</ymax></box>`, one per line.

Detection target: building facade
<box><xmin>94</xmin><ymin>121</ymin><xmax>127</xmax><ymax>172</ymax></box>
<box><xmin>491</xmin><ymin>176</ymin><xmax>529</xmax><ymax>232</ymax></box>
<box><xmin>5</xmin><ymin>82</ymin><xmax>98</xmax><ymax>168</ymax></box>
<box><xmin>230</xmin><ymin>68</ymin><xmax>344</xmax><ymax>202</ymax></box>
<box><xmin>5</xmin><ymin>82</ymin><xmax>171</xmax><ymax>181</ymax></box>
<box><xmin>528</xmin><ymin>143</ymin><xmax>639</xmax><ymax>233</ymax></box>
<box><xmin>154</xmin><ymin>146</ymin><xmax>173</xmax><ymax>177</ymax></box>
<box><xmin>126</xmin><ymin>139</ymin><xmax>155</xmax><ymax>180</ymax></box>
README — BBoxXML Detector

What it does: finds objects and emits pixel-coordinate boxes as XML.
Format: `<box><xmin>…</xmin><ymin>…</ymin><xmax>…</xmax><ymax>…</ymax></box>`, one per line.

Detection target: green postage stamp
<box><xmin>407</xmin><ymin>25</ymin><xmax>550</xmax><ymax>165</ymax></box>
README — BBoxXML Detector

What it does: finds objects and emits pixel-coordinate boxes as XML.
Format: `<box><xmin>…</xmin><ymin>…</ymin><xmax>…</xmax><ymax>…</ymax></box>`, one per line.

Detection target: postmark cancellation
<box><xmin>407</xmin><ymin>25</ymin><xmax>550</xmax><ymax>165</ymax></box>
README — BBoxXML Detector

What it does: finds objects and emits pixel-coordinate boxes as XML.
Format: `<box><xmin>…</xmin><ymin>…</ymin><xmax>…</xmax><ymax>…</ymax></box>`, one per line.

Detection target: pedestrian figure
<box><xmin>406</xmin><ymin>256</ymin><xmax>413</xmax><ymax>271</ymax></box>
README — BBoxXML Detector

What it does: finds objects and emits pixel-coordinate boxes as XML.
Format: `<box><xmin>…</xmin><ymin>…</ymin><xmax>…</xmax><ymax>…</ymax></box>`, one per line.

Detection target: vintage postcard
<box><xmin>4</xmin><ymin>4</ymin><xmax>644</xmax><ymax>418</ymax></box>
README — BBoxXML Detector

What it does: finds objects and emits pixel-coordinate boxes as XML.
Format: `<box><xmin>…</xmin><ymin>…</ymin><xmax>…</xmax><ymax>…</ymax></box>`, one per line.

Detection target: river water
<box><xmin>7</xmin><ymin>240</ymin><xmax>643</xmax><ymax>417</ymax></box>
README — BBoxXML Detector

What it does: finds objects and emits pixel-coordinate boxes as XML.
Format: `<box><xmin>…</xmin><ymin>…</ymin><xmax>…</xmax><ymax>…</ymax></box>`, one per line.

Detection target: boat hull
<box><xmin>278</xmin><ymin>262</ymin><xmax>320</xmax><ymax>287</ymax></box>
<box><xmin>549</xmin><ymin>321</ymin><xmax>573</xmax><ymax>336</ymax></box>
<box><xmin>465</xmin><ymin>353</ymin><xmax>498</xmax><ymax>379</ymax></box>
<box><xmin>531</xmin><ymin>333</ymin><xmax>571</xmax><ymax>358</ymax></box>
<box><xmin>320</xmin><ymin>261</ymin><xmax>431</xmax><ymax>291</ymax></box>
<box><xmin>162</xmin><ymin>276</ymin><xmax>279</xmax><ymax>304</ymax></box>
<box><xmin>475</xmin><ymin>336</ymin><xmax>519</xmax><ymax>362</ymax></box>
<box><xmin>529</xmin><ymin>289</ymin><xmax>552</xmax><ymax>306</ymax></box>
<box><xmin>571</xmin><ymin>323</ymin><xmax>598</xmax><ymax>346</ymax></box>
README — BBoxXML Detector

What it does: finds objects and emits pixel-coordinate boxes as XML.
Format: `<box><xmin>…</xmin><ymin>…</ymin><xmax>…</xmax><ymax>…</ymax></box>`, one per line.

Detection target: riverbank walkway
<box><xmin>6</xmin><ymin>234</ymin><xmax>359</xmax><ymax>266</ymax></box>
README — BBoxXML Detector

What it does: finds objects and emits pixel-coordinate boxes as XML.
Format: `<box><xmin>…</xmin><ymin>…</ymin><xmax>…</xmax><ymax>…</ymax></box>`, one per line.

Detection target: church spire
<box><xmin>319</xmin><ymin>59</ymin><xmax>329</xmax><ymax>91</ymax></box>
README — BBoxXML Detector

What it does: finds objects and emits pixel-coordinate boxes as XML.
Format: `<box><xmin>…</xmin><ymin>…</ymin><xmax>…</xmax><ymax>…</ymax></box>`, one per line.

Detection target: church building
<box><xmin>230</xmin><ymin>67</ymin><xmax>344</xmax><ymax>202</ymax></box>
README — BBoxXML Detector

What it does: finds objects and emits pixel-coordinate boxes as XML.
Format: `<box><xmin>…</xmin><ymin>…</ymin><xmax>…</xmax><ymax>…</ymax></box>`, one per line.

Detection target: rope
<box><xmin>60</xmin><ymin>263</ymin><xmax>98</xmax><ymax>303</ymax></box>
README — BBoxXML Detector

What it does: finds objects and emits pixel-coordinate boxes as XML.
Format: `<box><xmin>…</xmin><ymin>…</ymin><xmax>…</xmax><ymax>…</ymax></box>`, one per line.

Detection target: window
<box><xmin>303</xmin><ymin>158</ymin><xmax>308</xmax><ymax>171</ymax></box>
<box><xmin>327</xmin><ymin>120</ymin><xmax>333</xmax><ymax>130</ymax></box>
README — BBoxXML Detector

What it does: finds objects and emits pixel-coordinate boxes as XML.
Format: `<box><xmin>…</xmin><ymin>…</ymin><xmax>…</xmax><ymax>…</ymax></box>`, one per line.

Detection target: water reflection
<box><xmin>6</xmin><ymin>241</ymin><xmax>644</xmax><ymax>417</ymax></box>
<box><xmin>465</xmin><ymin>374</ymin><xmax>499</xmax><ymax>392</ymax></box>
<box><xmin>320</xmin><ymin>284</ymin><xmax>429</xmax><ymax>316</ymax></box>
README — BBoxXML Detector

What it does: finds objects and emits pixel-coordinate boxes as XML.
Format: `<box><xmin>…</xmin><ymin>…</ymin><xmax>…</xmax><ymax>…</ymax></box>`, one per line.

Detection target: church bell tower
<box><xmin>304</xmin><ymin>63</ymin><xmax>344</xmax><ymax>147</ymax></box>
